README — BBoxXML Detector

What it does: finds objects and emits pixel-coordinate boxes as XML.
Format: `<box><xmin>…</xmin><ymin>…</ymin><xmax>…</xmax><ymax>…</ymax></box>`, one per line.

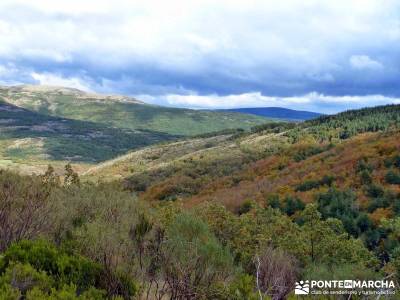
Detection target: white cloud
<box><xmin>0</xmin><ymin>0</ymin><xmax>397</xmax><ymax>70</ymax></box>
<box><xmin>350</xmin><ymin>55</ymin><xmax>383</xmax><ymax>70</ymax></box>
<box><xmin>0</xmin><ymin>0</ymin><xmax>398</xmax><ymax>108</ymax></box>
<box><xmin>31</xmin><ymin>72</ymin><xmax>93</xmax><ymax>92</ymax></box>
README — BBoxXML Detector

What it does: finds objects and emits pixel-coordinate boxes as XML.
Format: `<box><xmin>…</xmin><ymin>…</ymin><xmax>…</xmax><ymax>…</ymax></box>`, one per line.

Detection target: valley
<box><xmin>1</xmin><ymin>86</ymin><xmax>400</xmax><ymax>299</ymax></box>
<box><xmin>0</xmin><ymin>85</ymin><xmax>268</xmax><ymax>172</ymax></box>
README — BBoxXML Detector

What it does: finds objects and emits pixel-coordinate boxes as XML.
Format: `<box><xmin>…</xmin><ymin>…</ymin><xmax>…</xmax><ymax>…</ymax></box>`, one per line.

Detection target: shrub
<box><xmin>293</xmin><ymin>145</ymin><xmax>325</xmax><ymax>162</ymax></box>
<box><xmin>265</xmin><ymin>195</ymin><xmax>304</xmax><ymax>216</ymax></box>
<box><xmin>296</xmin><ymin>175</ymin><xmax>335</xmax><ymax>192</ymax></box>
<box><xmin>0</xmin><ymin>171</ymin><xmax>56</xmax><ymax>251</ymax></box>
<box><xmin>265</xmin><ymin>194</ymin><xmax>280</xmax><ymax>209</ymax></box>
<box><xmin>386</xmin><ymin>170</ymin><xmax>400</xmax><ymax>185</ymax></box>
<box><xmin>0</xmin><ymin>284</ymin><xmax>21</xmax><ymax>299</ymax></box>
<box><xmin>393</xmin><ymin>198</ymin><xmax>400</xmax><ymax>215</ymax></box>
<box><xmin>0</xmin><ymin>263</ymin><xmax>53</xmax><ymax>295</ymax></box>
<box><xmin>1</xmin><ymin>240</ymin><xmax>102</xmax><ymax>291</ymax></box>
<box><xmin>255</xmin><ymin>247</ymin><xmax>298</xmax><ymax>300</ymax></box>
<box><xmin>356</xmin><ymin>159</ymin><xmax>373</xmax><ymax>173</ymax></box>
<box><xmin>237</xmin><ymin>200</ymin><xmax>254</xmax><ymax>215</ymax></box>
<box><xmin>251</xmin><ymin>122</ymin><xmax>295</xmax><ymax>134</ymax></box>
<box><xmin>359</xmin><ymin>170</ymin><xmax>372</xmax><ymax>185</ymax></box>
<box><xmin>300</xmin><ymin>204</ymin><xmax>376</xmax><ymax>267</ymax></box>
<box><xmin>395</xmin><ymin>156</ymin><xmax>400</xmax><ymax>169</ymax></box>
<box><xmin>227</xmin><ymin>274</ymin><xmax>259</xmax><ymax>300</ymax></box>
<box><xmin>316</xmin><ymin>188</ymin><xmax>374</xmax><ymax>236</ymax></box>
<box><xmin>160</xmin><ymin>213</ymin><xmax>234</xmax><ymax>299</ymax></box>
<box><xmin>295</xmin><ymin>180</ymin><xmax>320</xmax><ymax>192</ymax></box>
<box><xmin>25</xmin><ymin>284</ymin><xmax>108</xmax><ymax>300</ymax></box>
<box><xmin>366</xmin><ymin>184</ymin><xmax>385</xmax><ymax>198</ymax></box>
<box><xmin>303</xmin><ymin>263</ymin><xmax>377</xmax><ymax>281</ymax></box>
<box><xmin>367</xmin><ymin>197</ymin><xmax>391</xmax><ymax>213</ymax></box>
<box><xmin>282</xmin><ymin>196</ymin><xmax>305</xmax><ymax>216</ymax></box>
<box><xmin>385</xmin><ymin>155</ymin><xmax>400</xmax><ymax>169</ymax></box>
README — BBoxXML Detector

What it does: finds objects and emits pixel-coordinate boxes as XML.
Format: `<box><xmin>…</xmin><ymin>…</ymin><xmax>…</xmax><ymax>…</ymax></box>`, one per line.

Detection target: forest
<box><xmin>1</xmin><ymin>104</ymin><xmax>400</xmax><ymax>299</ymax></box>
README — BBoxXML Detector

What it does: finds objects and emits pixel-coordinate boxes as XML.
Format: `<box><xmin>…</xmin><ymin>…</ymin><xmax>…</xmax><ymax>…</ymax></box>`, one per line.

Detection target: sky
<box><xmin>0</xmin><ymin>0</ymin><xmax>399</xmax><ymax>113</ymax></box>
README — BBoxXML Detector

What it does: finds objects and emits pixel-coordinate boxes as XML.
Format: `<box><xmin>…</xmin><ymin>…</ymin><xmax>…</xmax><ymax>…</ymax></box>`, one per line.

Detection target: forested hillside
<box><xmin>1</xmin><ymin>104</ymin><xmax>400</xmax><ymax>299</ymax></box>
<box><xmin>218</xmin><ymin>107</ymin><xmax>321</xmax><ymax>121</ymax></box>
<box><xmin>304</xmin><ymin>104</ymin><xmax>400</xmax><ymax>140</ymax></box>
<box><xmin>0</xmin><ymin>85</ymin><xmax>268</xmax><ymax>136</ymax></box>
<box><xmin>0</xmin><ymin>99</ymin><xmax>175</xmax><ymax>172</ymax></box>
<box><xmin>0</xmin><ymin>85</ymin><xmax>268</xmax><ymax>172</ymax></box>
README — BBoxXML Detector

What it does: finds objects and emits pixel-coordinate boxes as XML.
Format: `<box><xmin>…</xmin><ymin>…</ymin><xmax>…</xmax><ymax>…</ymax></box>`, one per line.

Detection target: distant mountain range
<box><xmin>0</xmin><ymin>85</ymin><xmax>268</xmax><ymax>137</ymax></box>
<box><xmin>0</xmin><ymin>85</ymin><xmax>269</xmax><ymax>168</ymax></box>
<box><xmin>217</xmin><ymin>107</ymin><xmax>322</xmax><ymax>121</ymax></box>
<box><xmin>0</xmin><ymin>85</ymin><xmax>329</xmax><ymax>171</ymax></box>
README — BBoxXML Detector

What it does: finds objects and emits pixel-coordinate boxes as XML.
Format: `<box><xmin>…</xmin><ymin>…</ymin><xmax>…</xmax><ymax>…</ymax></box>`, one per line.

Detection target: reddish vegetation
<box><xmin>183</xmin><ymin>131</ymin><xmax>400</xmax><ymax>216</ymax></box>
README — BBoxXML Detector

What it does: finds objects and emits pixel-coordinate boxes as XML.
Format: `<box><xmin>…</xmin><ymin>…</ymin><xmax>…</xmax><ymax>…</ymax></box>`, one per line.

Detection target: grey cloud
<box><xmin>0</xmin><ymin>0</ymin><xmax>399</xmax><ymax>111</ymax></box>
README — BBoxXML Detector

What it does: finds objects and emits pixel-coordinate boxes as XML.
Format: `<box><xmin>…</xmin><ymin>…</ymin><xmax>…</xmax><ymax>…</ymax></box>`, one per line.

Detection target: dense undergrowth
<box><xmin>2</xmin><ymin>104</ymin><xmax>400</xmax><ymax>299</ymax></box>
<box><xmin>0</xmin><ymin>167</ymin><xmax>390</xmax><ymax>299</ymax></box>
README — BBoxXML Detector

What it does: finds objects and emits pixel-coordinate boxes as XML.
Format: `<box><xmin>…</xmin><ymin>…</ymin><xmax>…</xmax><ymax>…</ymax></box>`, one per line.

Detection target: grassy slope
<box><xmin>0</xmin><ymin>99</ymin><xmax>175</xmax><ymax>173</ymax></box>
<box><xmin>0</xmin><ymin>85</ymin><xmax>271</xmax><ymax>172</ymax></box>
<box><xmin>88</xmin><ymin>104</ymin><xmax>400</xmax><ymax>181</ymax></box>
<box><xmin>83</xmin><ymin>135</ymin><xmax>236</xmax><ymax>180</ymax></box>
<box><xmin>0</xmin><ymin>85</ymin><xmax>268</xmax><ymax>136</ymax></box>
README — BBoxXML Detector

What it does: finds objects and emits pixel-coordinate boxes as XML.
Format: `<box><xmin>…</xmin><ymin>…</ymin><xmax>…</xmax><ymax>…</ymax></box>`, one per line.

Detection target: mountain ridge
<box><xmin>217</xmin><ymin>107</ymin><xmax>322</xmax><ymax>121</ymax></box>
<box><xmin>0</xmin><ymin>85</ymin><xmax>269</xmax><ymax>136</ymax></box>
<box><xmin>0</xmin><ymin>84</ymin><xmax>270</xmax><ymax>171</ymax></box>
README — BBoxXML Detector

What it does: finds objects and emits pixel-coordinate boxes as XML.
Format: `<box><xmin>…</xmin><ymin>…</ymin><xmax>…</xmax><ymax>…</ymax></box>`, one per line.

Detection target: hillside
<box><xmin>0</xmin><ymin>85</ymin><xmax>268</xmax><ymax>136</ymax></box>
<box><xmin>88</xmin><ymin>104</ymin><xmax>400</xmax><ymax>217</ymax></box>
<box><xmin>0</xmin><ymin>85</ymin><xmax>272</xmax><ymax>172</ymax></box>
<box><xmin>76</xmin><ymin>104</ymin><xmax>400</xmax><ymax>297</ymax></box>
<box><xmin>218</xmin><ymin>107</ymin><xmax>321</xmax><ymax>121</ymax></box>
<box><xmin>0</xmin><ymin>99</ymin><xmax>176</xmax><ymax>173</ymax></box>
<box><xmin>3</xmin><ymin>103</ymin><xmax>400</xmax><ymax>299</ymax></box>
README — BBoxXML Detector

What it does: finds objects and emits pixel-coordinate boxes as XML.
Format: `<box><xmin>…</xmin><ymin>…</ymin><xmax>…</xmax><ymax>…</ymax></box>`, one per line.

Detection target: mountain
<box><xmin>217</xmin><ymin>107</ymin><xmax>322</xmax><ymax>121</ymax></box>
<box><xmin>0</xmin><ymin>85</ymin><xmax>268</xmax><ymax>136</ymax></box>
<box><xmin>87</xmin><ymin>104</ymin><xmax>400</xmax><ymax>205</ymax></box>
<box><xmin>0</xmin><ymin>99</ymin><xmax>176</xmax><ymax>173</ymax></box>
<box><xmin>0</xmin><ymin>85</ymin><xmax>271</xmax><ymax>171</ymax></box>
<box><xmin>3</xmin><ymin>103</ymin><xmax>400</xmax><ymax>298</ymax></box>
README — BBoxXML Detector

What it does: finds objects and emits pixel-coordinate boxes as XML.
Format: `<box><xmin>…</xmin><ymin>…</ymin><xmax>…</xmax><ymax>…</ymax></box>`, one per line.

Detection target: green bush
<box><xmin>303</xmin><ymin>263</ymin><xmax>378</xmax><ymax>281</ymax></box>
<box><xmin>366</xmin><ymin>183</ymin><xmax>384</xmax><ymax>198</ymax></box>
<box><xmin>1</xmin><ymin>240</ymin><xmax>102</xmax><ymax>291</ymax></box>
<box><xmin>0</xmin><ymin>284</ymin><xmax>21</xmax><ymax>300</ymax></box>
<box><xmin>367</xmin><ymin>197</ymin><xmax>391</xmax><ymax>213</ymax></box>
<box><xmin>359</xmin><ymin>170</ymin><xmax>372</xmax><ymax>185</ymax></box>
<box><xmin>251</xmin><ymin>122</ymin><xmax>295</xmax><ymax>134</ymax></box>
<box><xmin>295</xmin><ymin>175</ymin><xmax>335</xmax><ymax>192</ymax></box>
<box><xmin>282</xmin><ymin>196</ymin><xmax>305</xmax><ymax>216</ymax></box>
<box><xmin>386</xmin><ymin>170</ymin><xmax>400</xmax><ymax>184</ymax></box>
<box><xmin>226</xmin><ymin>274</ymin><xmax>259</xmax><ymax>300</ymax></box>
<box><xmin>237</xmin><ymin>200</ymin><xmax>254</xmax><ymax>215</ymax></box>
<box><xmin>161</xmin><ymin>213</ymin><xmax>234</xmax><ymax>298</ymax></box>
<box><xmin>26</xmin><ymin>284</ymin><xmax>108</xmax><ymax>300</ymax></box>
<box><xmin>293</xmin><ymin>145</ymin><xmax>326</xmax><ymax>162</ymax></box>
<box><xmin>265</xmin><ymin>194</ymin><xmax>304</xmax><ymax>216</ymax></box>
<box><xmin>266</xmin><ymin>194</ymin><xmax>281</xmax><ymax>209</ymax></box>
<box><xmin>316</xmin><ymin>188</ymin><xmax>373</xmax><ymax>236</ymax></box>
<box><xmin>0</xmin><ymin>262</ymin><xmax>52</xmax><ymax>295</ymax></box>
<box><xmin>385</xmin><ymin>155</ymin><xmax>400</xmax><ymax>169</ymax></box>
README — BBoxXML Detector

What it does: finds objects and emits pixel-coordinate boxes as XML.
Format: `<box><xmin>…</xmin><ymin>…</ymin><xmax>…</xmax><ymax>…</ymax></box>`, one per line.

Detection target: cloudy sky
<box><xmin>0</xmin><ymin>0</ymin><xmax>399</xmax><ymax>113</ymax></box>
